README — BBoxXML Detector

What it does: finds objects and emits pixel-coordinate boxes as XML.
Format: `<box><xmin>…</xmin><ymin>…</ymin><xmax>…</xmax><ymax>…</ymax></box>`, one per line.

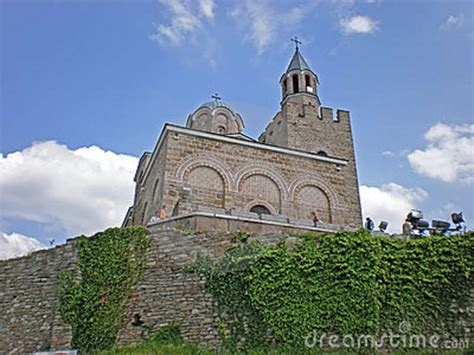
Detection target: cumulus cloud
<box><xmin>0</xmin><ymin>141</ymin><xmax>138</xmax><ymax>236</ymax></box>
<box><xmin>441</xmin><ymin>15</ymin><xmax>464</xmax><ymax>30</ymax></box>
<box><xmin>340</xmin><ymin>15</ymin><xmax>379</xmax><ymax>34</ymax></box>
<box><xmin>0</xmin><ymin>231</ymin><xmax>47</xmax><ymax>260</ymax></box>
<box><xmin>408</xmin><ymin>123</ymin><xmax>474</xmax><ymax>184</ymax></box>
<box><xmin>150</xmin><ymin>0</ymin><xmax>214</xmax><ymax>45</ymax></box>
<box><xmin>360</xmin><ymin>183</ymin><xmax>428</xmax><ymax>234</ymax></box>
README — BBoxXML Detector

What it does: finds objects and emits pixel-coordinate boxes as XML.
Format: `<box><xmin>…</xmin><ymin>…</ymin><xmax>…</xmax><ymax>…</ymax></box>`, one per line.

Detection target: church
<box><xmin>122</xmin><ymin>43</ymin><xmax>362</xmax><ymax>231</ymax></box>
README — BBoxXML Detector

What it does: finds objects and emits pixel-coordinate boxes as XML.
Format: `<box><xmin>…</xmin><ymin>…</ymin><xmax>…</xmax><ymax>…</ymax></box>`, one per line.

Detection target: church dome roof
<box><xmin>187</xmin><ymin>96</ymin><xmax>245</xmax><ymax>135</ymax></box>
<box><xmin>197</xmin><ymin>98</ymin><xmax>233</xmax><ymax>112</ymax></box>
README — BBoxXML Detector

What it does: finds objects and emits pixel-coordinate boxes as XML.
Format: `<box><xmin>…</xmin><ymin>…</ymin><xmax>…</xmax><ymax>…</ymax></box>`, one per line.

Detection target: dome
<box><xmin>197</xmin><ymin>99</ymin><xmax>234</xmax><ymax>113</ymax></box>
<box><xmin>186</xmin><ymin>97</ymin><xmax>245</xmax><ymax>135</ymax></box>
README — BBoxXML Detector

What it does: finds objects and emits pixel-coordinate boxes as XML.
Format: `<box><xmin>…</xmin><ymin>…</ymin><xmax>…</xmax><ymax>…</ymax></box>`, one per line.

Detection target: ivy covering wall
<box><xmin>59</xmin><ymin>227</ymin><xmax>150</xmax><ymax>352</ymax></box>
<box><xmin>193</xmin><ymin>230</ymin><xmax>474</xmax><ymax>350</ymax></box>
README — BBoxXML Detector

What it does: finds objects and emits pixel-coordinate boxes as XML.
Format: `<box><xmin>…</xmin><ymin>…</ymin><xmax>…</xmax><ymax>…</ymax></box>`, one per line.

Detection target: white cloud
<box><xmin>199</xmin><ymin>0</ymin><xmax>215</xmax><ymax>20</ymax></box>
<box><xmin>382</xmin><ymin>150</ymin><xmax>394</xmax><ymax>157</ymax></box>
<box><xmin>441</xmin><ymin>15</ymin><xmax>464</xmax><ymax>30</ymax></box>
<box><xmin>360</xmin><ymin>183</ymin><xmax>428</xmax><ymax>234</ymax></box>
<box><xmin>150</xmin><ymin>0</ymin><xmax>214</xmax><ymax>46</ymax></box>
<box><xmin>340</xmin><ymin>15</ymin><xmax>379</xmax><ymax>34</ymax></box>
<box><xmin>0</xmin><ymin>231</ymin><xmax>47</xmax><ymax>260</ymax></box>
<box><xmin>231</xmin><ymin>1</ymin><xmax>318</xmax><ymax>55</ymax></box>
<box><xmin>231</xmin><ymin>1</ymin><xmax>275</xmax><ymax>55</ymax></box>
<box><xmin>408</xmin><ymin>123</ymin><xmax>474</xmax><ymax>184</ymax></box>
<box><xmin>0</xmin><ymin>141</ymin><xmax>138</xmax><ymax>236</ymax></box>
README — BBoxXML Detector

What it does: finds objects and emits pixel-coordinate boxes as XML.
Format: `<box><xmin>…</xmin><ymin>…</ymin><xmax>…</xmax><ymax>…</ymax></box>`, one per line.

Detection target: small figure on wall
<box><xmin>159</xmin><ymin>206</ymin><xmax>167</xmax><ymax>220</ymax></box>
<box><xmin>310</xmin><ymin>211</ymin><xmax>321</xmax><ymax>227</ymax></box>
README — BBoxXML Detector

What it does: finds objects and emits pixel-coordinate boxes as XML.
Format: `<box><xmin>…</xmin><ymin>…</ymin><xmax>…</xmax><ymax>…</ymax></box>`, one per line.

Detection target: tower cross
<box><xmin>211</xmin><ymin>93</ymin><xmax>221</xmax><ymax>101</ymax></box>
<box><xmin>291</xmin><ymin>36</ymin><xmax>302</xmax><ymax>51</ymax></box>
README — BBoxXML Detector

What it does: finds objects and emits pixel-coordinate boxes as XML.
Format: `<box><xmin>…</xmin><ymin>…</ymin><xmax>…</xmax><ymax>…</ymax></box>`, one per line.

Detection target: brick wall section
<box><xmin>132</xmin><ymin>136</ymin><xmax>169</xmax><ymax>226</ymax></box>
<box><xmin>0</xmin><ymin>227</ymin><xmax>288</xmax><ymax>353</ymax></box>
<box><xmin>0</xmin><ymin>241</ymin><xmax>77</xmax><ymax>354</ymax></box>
<box><xmin>130</xmin><ymin>129</ymin><xmax>362</xmax><ymax>229</ymax></box>
<box><xmin>116</xmin><ymin>226</ymin><xmax>290</xmax><ymax>347</ymax></box>
<box><xmin>258</xmin><ymin>91</ymin><xmax>362</xmax><ymax>230</ymax></box>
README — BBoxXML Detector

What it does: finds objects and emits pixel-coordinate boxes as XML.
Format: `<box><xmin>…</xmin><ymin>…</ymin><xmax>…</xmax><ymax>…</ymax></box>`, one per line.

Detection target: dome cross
<box><xmin>291</xmin><ymin>36</ymin><xmax>302</xmax><ymax>51</ymax></box>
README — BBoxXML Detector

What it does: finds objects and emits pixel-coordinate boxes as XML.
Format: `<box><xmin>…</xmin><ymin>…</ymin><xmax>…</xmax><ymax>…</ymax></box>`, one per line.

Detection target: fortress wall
<box><xmin>1</xmin><ymin>226</ymin><xmax>472</xmax><ymax>353</ymax></box>
<box><xmin>0</xmin><ymin>240</ymin><xmax>77</xmax><ymax>354</ymax></box>
<box><xmin>0</xmin><ymin>227</ymin><xmax>288</xmax><ymax>353</ymax></box>
<box><xmin>116</xmin><ymin>227</ymin><xmax>288</xmax><ymax>347</ymax></box>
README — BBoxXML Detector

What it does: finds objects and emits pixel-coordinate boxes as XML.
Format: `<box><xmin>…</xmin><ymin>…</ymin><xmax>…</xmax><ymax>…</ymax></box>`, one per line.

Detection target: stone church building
<box><xmin>122</xmin><ymin>46</ymin><xmax>362</xmax><ymax>230</ymax></box>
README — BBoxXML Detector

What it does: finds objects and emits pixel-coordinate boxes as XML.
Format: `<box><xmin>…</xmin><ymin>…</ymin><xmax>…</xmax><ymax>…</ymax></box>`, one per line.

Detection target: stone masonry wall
<box><xmin>0</xmin><ymin>241</ymin><xmax>77</xmax><ymax>353</ymax></box>
<box><xmin>0</xmin><ymin>226</ymin><xmax>473</xmax><ymax>353</ymax></box>
<box><xmin>160</xmin><ymin>131</ymin><xmax>362</xmax><ymax>228</ymax></box>
<box><xmin>116</xmin><ymin>226</ymin><xmax>291</xmax><ymax>347</ymax></box>
<box><xmin>0</xmin><ymin>226</ymin><xmax>288</xmax><ymax>354</ymax></box>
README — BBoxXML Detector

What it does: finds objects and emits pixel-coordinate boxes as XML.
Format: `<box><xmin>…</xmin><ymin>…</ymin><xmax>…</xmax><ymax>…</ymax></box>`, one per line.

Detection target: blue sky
<box><xmin>1</xmin><ymin>0</ymin><xmax>473</xmax><ymax>254</ymax></box>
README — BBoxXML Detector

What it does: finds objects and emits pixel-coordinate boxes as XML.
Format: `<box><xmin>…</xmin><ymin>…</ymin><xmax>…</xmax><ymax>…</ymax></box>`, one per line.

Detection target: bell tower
<box><xmin>280</xmin><ymin>36</ymin><xmax>320</xmax><ymax>106</ymax></box>
<box><xmin>259</xmin><ymin>38</ymin><xmax>357</xmax><ymax>163</ymax></box>
<box><xmin>258</xmin><ymin>38</ymin><xmax>362</xmax><ymax>228</ymax></box>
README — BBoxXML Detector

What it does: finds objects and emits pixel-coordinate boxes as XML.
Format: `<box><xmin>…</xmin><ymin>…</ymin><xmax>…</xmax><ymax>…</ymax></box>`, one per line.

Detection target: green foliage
<box><xmin>100</xmin><ymin>323</ymin><xmax>213</xmax><ymax>355</ymax></box>
<box><xmin>191</xmin><ymin>230</ymin><xmax>474</xmax><ymax>350</ymax></box>
<box><xmin>59</xmin><ymin>227</ymin><xmax>151</xmax><ymax>353</ymax></box>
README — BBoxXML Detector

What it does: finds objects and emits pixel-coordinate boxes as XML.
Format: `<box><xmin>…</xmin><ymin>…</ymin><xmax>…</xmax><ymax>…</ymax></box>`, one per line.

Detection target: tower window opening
<box><xmin>292</xmin><ymin>74</ymin><xmax>299</xmax><ymax>93</ymax></box>
<box><xmin>283</xmin><ymin>79</ymin><xmax>287</xmax><ymax>95</ymax></box>
<box><xmin>305</xmin><ymin>75</ymin><xmax>313</xmax><ymax>93</ymax></box>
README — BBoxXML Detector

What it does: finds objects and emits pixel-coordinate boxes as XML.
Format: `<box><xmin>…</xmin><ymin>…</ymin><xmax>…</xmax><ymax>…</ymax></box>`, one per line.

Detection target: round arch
<box><xmin>289</xmin><ymin>177</ymin><xmax>339</xmax><ymax>207</ymax></box>
<box><xmin>234</xmin><ymin>165</ymin><xmax>288</xmax><ymax>199</ymax></box>
<box><xmin>175</xmin><ymin>156</ymin><xmax>232</xmax><ymax>190</ymax></box>
<box><xmin>245</xmin><ymin>200</ymin><xmax>278</xmax><ymax>215</ymax></box>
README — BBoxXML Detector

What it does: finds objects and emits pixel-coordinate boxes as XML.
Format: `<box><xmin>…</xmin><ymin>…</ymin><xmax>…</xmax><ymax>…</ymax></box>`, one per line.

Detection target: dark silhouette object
<box><xmin>378</xmin><ymin>221</ymin><xmax>388</xmax><ymax>233</ymax></box>
<box><xmin>365</xmin><ymin>217</ymin><xmax>374</xmax><ymax>231</ymax></box>
<box><xmin>131</xmin><ymin>313</ymin><xmax>144</xmax><ymax>327</ymax></box>
<box><xmin>250</xmin><ymin>205</ymin><xmax>271</xmax><ymax>215</ymax></box>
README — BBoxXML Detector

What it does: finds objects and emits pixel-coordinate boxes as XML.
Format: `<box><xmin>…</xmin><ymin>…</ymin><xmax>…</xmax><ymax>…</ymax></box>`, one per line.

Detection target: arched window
<box><xmin>152</xmin><ymin>178</ymin><xmax>160</xmax><ymax>203</ymax></box>
<box><xmin>292</xmin><ymin>74</ymin><xmax>299</xmax><ymax>93</ymax></box>
<box><xmin>141</xmin><ymin>202</ymin><xmax>148</xmax><ymax>225</ymax></box>
<box><xmin>282</xmin><ymin>79</ymin><xmax>287</xmax><ymax>95</ymax></box>
<box><xmin>250</xmin><ymin>205</ymin><xmax>271</xmax><ymax>215</ymax></box>
<box><xmin>305</xmin><ymin>74</ymin><xmax>313</xmax><ymax>93</ymax></box>
<box><xmin>317</xmin><ymin>151</ymin><xmax>328</xmax><ymax>157</ymax></box>
<box><xmin>217</xmin><ymin>126</ymin><xmax>226</xmax><ymax>134</ymax></box>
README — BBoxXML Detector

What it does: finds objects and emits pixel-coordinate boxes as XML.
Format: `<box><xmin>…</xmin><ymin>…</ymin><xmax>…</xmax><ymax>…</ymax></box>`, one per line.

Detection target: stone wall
<box><xmin>0</xmin><ymin>241</ymin><xmax>77</xmax><ymax>353</ymax></box>
<box><xmin>0</xmin><ymin>225</ymin><xmax>473</xmax><ymax>353</ymax></box>
<box><xmin>129</xmin><ymin>126</ymin><xmax>362</xmax><ymax>231</ymax></box>
<box><xmin>0</xmin><ymin>225</ymin><xmax>289</xmax><ymax>354</ymax></box>
<box><xmin>116</xmin><ymin>226</ymin><xmax>290</xmax><ymax>348</ymax></box>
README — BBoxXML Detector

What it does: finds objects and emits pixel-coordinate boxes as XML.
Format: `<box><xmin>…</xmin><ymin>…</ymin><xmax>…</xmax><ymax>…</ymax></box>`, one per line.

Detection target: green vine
<box><xmin>191</xmin><ymin>230</ymin><xmax>474</xmax><ymax>350</ymax></box>
<box><xmin>59</xmin><ymin>227</ymin><xmax>150</xmax><ymax>353</ymax></box>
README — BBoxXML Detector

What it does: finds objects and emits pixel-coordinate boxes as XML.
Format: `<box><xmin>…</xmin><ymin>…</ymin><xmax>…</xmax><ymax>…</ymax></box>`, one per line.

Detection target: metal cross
<box><xmin>211</xmin><ymin>93</ymin><xmax>221</xmax><ymax>101</ymax></box>
<box><xmin>291</xmin><ymin>36</ymin><xmax>302</xmax><ymax>50</ymax></box>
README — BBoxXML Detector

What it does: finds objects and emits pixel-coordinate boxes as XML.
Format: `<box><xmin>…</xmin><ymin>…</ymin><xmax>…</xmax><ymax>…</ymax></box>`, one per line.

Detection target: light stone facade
<box><xmin>123</xmin><ymin>48</ymin><xmax>363</xmax><ymax>230</ymax></box>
